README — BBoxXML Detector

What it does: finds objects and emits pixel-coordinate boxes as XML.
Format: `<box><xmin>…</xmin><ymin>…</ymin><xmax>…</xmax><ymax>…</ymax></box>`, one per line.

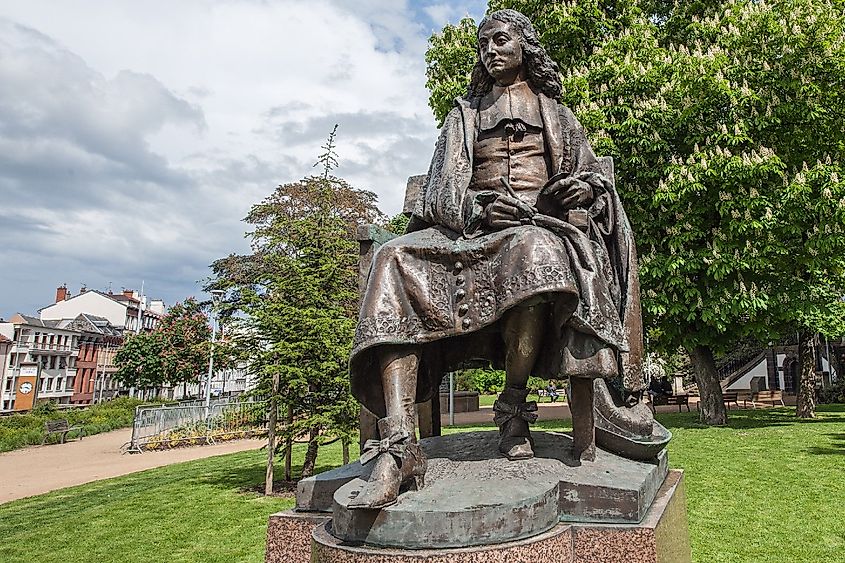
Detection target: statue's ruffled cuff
<box><xmin>463</xmin><ymin>190</ymin><xmax>499</xmax><ymax>237</ymax></box>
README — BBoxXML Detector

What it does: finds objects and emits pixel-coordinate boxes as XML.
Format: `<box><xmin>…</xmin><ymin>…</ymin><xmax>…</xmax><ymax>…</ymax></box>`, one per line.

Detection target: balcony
<box><xmin>17</xmin><ymin>340</ymin><xmax>76</xmax><ymax>355</ymax></box>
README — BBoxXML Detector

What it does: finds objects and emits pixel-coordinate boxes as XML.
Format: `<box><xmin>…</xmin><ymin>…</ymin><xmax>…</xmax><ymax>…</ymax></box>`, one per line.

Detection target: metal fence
<box><xmin>125</xmin><ymin>399</ymin><xmax>272</xmax><ymax>453</ymax></box>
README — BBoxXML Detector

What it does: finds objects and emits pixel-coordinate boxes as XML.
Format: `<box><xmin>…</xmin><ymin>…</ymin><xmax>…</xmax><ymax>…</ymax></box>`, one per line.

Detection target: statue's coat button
<box><xmin>454</xmin><ymin>261</ymin><xmax>464</xmax><ymax>271</ymax></box>
<box><xmin>462</xmin><ymin>318</ymin><xmax>471</xmax><ymax>328</ymax></box>
<box><xmin>456</xmin><ymin>275</ymin><xmax>465</xmax><ymax>285</ymax></box>
<box><xmin>458</xmin><ymin>304</ymin><xmax>469</xmax><ymax>315</ymax></box>
<box><xmin>455</xmin><ymin>289</ymin><xmax>466</xmax><ymax>300</ymax></box>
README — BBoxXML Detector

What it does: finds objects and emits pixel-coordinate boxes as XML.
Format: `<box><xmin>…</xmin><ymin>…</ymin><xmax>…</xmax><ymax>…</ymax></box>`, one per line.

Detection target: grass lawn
<box><xmin>0</xmin><ymin>405</ymin><xmax>843</xmax><ymax>562</ymax></box>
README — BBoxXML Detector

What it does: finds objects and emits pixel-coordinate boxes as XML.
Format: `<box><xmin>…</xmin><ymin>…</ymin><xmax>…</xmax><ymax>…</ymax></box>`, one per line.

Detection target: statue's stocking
<box><xmin>348</xmin><ymin>347</ymin><xmax>426</xmax><ymax>510</ymax></box>
<box><xmin>494</xmin><ymin>304</ymin><xmax>546</xmax><ymax>459</ymax></box>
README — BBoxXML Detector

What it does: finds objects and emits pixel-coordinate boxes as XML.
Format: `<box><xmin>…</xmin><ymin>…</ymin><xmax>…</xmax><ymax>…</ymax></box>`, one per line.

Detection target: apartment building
<box><xmin>40</xmin><ymin>285</ymin><xmax>163</xmax><ymax>332</ymax></box>
<box><xmin>67</xmin><ymin>314</ymin><xmax>123</xmax><ymax>404</ymax></box>
<box><xmin>0</xmin><ymin>314</ymin><xmax>81</xmax><ymax>411</ymax></box>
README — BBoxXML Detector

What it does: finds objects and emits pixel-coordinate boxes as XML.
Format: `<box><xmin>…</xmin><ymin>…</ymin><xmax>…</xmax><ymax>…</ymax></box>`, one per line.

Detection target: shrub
<box><xmin>818</xmin><ymin>379</ymin><xmax>845</xmax><ymax>405</ymax></box>
<box><xmin>0</xmin><ymin>397</ymin><xmax>162</xmax><ymax>452</ymax></box>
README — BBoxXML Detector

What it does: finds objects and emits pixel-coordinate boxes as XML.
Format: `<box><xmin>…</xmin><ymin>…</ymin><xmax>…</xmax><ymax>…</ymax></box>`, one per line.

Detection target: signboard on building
<box><xmin>14</xmin><ymin>362</ymin><xmax>39</xmax><ymax>411</ymax></box>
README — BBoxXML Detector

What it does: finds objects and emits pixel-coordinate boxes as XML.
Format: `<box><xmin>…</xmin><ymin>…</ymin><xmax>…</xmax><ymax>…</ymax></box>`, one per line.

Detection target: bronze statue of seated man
<box><xmin>348</xmin><ymin>9</ymin><xmax>656</xmax><ymax>510</ymax></box>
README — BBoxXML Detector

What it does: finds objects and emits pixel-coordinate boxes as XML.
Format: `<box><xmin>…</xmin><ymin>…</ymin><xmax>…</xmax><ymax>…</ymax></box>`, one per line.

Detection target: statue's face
<box><xmin>478</xmin><ymin>19</ymin><xmax>524</xmax><ymax>86</ymax></box>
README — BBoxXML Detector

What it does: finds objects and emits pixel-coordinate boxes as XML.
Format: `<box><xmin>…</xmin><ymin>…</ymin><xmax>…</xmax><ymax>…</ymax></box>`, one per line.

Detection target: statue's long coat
<box><xmin>350</xmin><ymin>94</ymin><xmax>644</xmax><ymax>418</ymax></box>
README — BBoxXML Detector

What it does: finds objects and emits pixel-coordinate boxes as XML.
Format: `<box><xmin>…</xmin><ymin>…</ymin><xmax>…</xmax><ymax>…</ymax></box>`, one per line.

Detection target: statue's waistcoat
<box><xmin>471</xmin><ymin>82</ymin><xmax>549</xmax><ymax>194</ymax></box>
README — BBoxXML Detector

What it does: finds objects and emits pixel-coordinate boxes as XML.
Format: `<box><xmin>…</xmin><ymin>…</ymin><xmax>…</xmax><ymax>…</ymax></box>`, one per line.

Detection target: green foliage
<box><xmin>663</xmin><ymin>347</ymin><xmax>695</xmax><ymax>382</ymax></box>
<box><xmin>30</xmin><ymin>401</ymin><xmax>58</xmax><ymax>417</ymax></box>
<box><xmin>452</xmin><ymin>369</ymin><xmax>546</xmax><ymax>393</ymax></box>
<box><xmin>209</xmin><ymin>143</ymin><xmax>385</xmax><ymax>473</ymax></box>
<box><xmin>113</xmin><ymin>331</ymin><xmax>165</xmax><ymax>389</ymax></box>
<box><xmin>818</xmin><ymin>378</ymin><xmax>845</xmax><ymax>404</ymax></box>
<box><xmin>425</xmin><ymin>0</ymin><xmax>845</xmax><ymax>359</ymax></box>
<box><xmin>426</xmin><ymin>17</ymin><xmax>478</xmax><ymax>126</ymax></box>
<box><xmin>385</xmin><ymin>212</ymin><xmax>410</xmax><ymax>235</ymax></box>
<box><xmin>314</xmin><ymin>123</ymin><xmax>340</xmax><ymax>179</ymax></box>
<box><xmin>454</xmin><ymin>368</ymin><xmax>506</xmax><ymax>393</ymax></box>
<box><xmin>0</xmin><ymin>397</ymin><xmax>155</xmax><ymax>452</ymax></box>
<box><xmin>114</xmin><ymin>298</ymin><xmax>218</xmax><ymax>391</ymax></box>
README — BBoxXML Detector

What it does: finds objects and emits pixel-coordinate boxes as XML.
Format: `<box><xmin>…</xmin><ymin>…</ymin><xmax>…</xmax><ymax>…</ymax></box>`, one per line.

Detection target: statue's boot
<box><xmin>593</xmin><ymin>378</ymin><xmax>671</xmax><ymax>460</ymax></box>
<box><xmin>493</xmin><ymin>387</ymin><xmax>539</xmax><ymax>460</ymax></box>
<box><xmin>594</xmin><ymin>379</ymin><xmax>653</xmax><ymax>436</ymax></box>
<box><xmin>347</xmin><ymin>414</ymin><xmax>427</xmax><ymax>510</ymax></box>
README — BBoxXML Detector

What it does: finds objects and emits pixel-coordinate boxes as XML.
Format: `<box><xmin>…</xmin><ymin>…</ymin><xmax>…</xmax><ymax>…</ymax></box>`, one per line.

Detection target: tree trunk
<box><xmin>342</xmin><ymin>438</ymin><xmax>350</xmax><ymax>465</ymax></box>
<box><xmin>688</xmin><ymin>344</ymin><xmax>727</xmax><ymax>425</ymax></box>
<box><xmin>796</xmin><ymin>330</ymin><xmax>817</xmax><ymax>419</ymax></box>
<box><xmin>301</xmin><ymin>425</ymin><xmax>321</xmax><ymax>478</ymax></box>
<box><xmin>284</xmin><ymin>407</ymin><xmax>293</xmax><ymax>481</ymax></box>
<box><xmin>264</xmin><ymin>371</ymin><xmax>280</xmax><ymax>495</ymax></box>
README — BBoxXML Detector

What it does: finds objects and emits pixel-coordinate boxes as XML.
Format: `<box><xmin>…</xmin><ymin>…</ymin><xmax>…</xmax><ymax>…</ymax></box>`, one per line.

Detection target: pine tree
<box><xmin>209</xmin><ymin>129</ymin><xmax>383</xmax><ymax>488</ymax></box>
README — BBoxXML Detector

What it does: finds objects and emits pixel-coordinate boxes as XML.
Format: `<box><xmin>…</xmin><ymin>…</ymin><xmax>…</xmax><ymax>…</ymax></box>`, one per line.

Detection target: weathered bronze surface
<box><xmin>347</xmin><ymin>9</ymin><xmax>666</xmax><ymax>511</ymax></box>
<box><xmin>333</xmin><ymin>432</ymin><xmax>669</xmax><ymax>548</ymax></box>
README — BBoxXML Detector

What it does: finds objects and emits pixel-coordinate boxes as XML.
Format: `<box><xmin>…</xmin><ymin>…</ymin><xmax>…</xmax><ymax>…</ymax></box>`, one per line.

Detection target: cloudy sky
<box><xmin>0</xmin><ymin>0</ymin><xmax>487</xmax><ymax>317</ymax></box>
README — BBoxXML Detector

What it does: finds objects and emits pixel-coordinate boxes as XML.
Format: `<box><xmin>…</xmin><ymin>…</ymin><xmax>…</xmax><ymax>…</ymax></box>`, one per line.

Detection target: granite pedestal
<box><xmin>265</xmin><ymin>470</ymin><xmax>690</xmax><ymax>563</ymax></box>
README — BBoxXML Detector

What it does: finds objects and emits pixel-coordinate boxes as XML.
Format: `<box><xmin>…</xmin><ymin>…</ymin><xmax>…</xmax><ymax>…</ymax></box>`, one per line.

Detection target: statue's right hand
<box><xmin>484</xmin><ymin>194</ymin><xmax>524</xmax><ymax>230</ymax></box>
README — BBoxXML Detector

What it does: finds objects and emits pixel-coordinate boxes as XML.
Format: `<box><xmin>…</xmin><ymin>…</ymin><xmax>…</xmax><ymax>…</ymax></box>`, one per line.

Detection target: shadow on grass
<box><xmin>806</xmin><ymin>432</ymin><xmax>845</xmax><ymax>456</ymax></box>
<box><xmin>195</xmin><ymin>457</ymin><xmax>342</xmax><ymax>495</ymax></box>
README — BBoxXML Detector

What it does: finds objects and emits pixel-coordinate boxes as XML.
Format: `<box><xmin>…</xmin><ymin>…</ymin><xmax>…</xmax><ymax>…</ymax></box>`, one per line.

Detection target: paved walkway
<box><xmin>439</xmin><ymin>398</ymin><xmax>699</xmax><ymax>427</ymax></box>
<box><xmin>441</xmin><ymin>402</ymin><xmax>572</xmax><ymax>426</ymax></box>
<box><xmin>0</xmin><ymin>428</ymin><xmax>263</xmax><ymax>505</ymax></box>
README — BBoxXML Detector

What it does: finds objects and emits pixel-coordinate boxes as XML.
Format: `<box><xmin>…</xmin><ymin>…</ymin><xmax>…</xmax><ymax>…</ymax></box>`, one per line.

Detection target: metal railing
<box><xmin>125</xmin><ymin>399</ymin><xmax>272</xmax><ymax>453</ymax></box>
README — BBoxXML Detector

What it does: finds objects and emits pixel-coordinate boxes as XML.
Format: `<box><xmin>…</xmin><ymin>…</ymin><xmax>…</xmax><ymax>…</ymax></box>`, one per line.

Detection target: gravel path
<box><xmin>0</xmin><ymin>428</ymin><xmax>263</xmax><ymax>505</ymax></box>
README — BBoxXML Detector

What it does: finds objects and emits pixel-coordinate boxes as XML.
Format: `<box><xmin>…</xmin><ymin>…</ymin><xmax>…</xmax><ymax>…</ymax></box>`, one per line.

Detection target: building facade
<box><xmin>65</xmin><ymin>314</ymin><xmax>123</xmax><ymax>404</ymax></box>
<box><xmin>0</xmin><ymin>314</ymin><xmax>80</xmax><ymax>411</ymax></box>
<box><xmin>40</xmin><ymin>286</ymin><xmax>163</xmax><ymax>333</ymax></box>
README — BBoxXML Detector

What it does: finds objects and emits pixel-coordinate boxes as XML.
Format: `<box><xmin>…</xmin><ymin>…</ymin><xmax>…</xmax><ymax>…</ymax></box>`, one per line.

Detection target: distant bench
<box><xmin>722</xmin><ymin>390</ymin><xmax>785</xmax><ymax>409</ymax></box>
<box><xmin>42</xmin><ymin>419</ymin><xmax>85</xmax><ymax>445</ymax></box>
<box><xmin>744</xmin><ymin>390</ymin><xmax>785</xmax><ymax>408</ymax></box>
<box><xmin>649</xmin><ymin>394</ymin><xmax>691</xmax><ymax>413</ymax></box>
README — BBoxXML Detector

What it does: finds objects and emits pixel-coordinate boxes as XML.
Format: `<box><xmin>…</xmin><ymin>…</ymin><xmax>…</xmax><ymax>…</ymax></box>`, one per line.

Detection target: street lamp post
<box><xmin>205</xmin><ymin>290</ymin><xmax>225</xmax><ymax>419</ymax></box>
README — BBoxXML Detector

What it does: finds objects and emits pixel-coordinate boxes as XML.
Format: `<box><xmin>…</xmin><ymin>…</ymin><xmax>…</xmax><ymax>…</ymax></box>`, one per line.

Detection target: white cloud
<box><xmin>0</xmin><ymin>0</ymin><xmax>485</xmax><ymax>316</ymax></box>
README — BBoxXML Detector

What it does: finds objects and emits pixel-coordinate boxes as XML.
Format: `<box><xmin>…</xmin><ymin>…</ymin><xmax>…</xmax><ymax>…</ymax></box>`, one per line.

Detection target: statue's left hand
<box><xmin>544</xmin><ymin>176</ymin><xmax>594</xmax><ymax>211</ymax></box>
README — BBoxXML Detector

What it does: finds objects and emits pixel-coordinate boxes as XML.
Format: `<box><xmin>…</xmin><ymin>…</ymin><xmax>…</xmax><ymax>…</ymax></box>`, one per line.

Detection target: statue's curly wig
<box><xmin>467</xmin><ymin>9</ymin><xmax>562</xmax><ymax>103</ymax></box>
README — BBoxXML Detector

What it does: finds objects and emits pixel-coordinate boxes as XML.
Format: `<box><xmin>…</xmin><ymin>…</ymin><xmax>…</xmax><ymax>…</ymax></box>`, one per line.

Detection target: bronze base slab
<box><xmin>331</xmin><ymin>431</ymin><xmax>667</xmax><ymax>548</ymax></box>
<box><xmin>265</xmin><ymin>470</ymin><xmax>690</xmax><ymax>563</ymax></box>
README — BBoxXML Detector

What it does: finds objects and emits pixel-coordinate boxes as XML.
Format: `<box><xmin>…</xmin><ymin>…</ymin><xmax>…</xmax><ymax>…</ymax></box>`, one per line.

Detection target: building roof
<box><xmin>10</xmin><ymin>313</ymin><xmax>61</xmax><ymax>328</ymax></box>
<box><xmin>38</xmin><ymin>289</ymin><xmax>143</xmax><ymax>312</ymax></box>
<box><xmin>52</xmin><ymin>314</ymin><xmax>123</xmax><ymax>337</ymax></box>
<box><xmin>109</xmin><ymin>293</ymin><xmax>141</xmax><ymax>304</ymax></box>
<box><xmin>9</xmin><ymin>313</ymin><xmax>70</xmax><ymax>330</ymax></box>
